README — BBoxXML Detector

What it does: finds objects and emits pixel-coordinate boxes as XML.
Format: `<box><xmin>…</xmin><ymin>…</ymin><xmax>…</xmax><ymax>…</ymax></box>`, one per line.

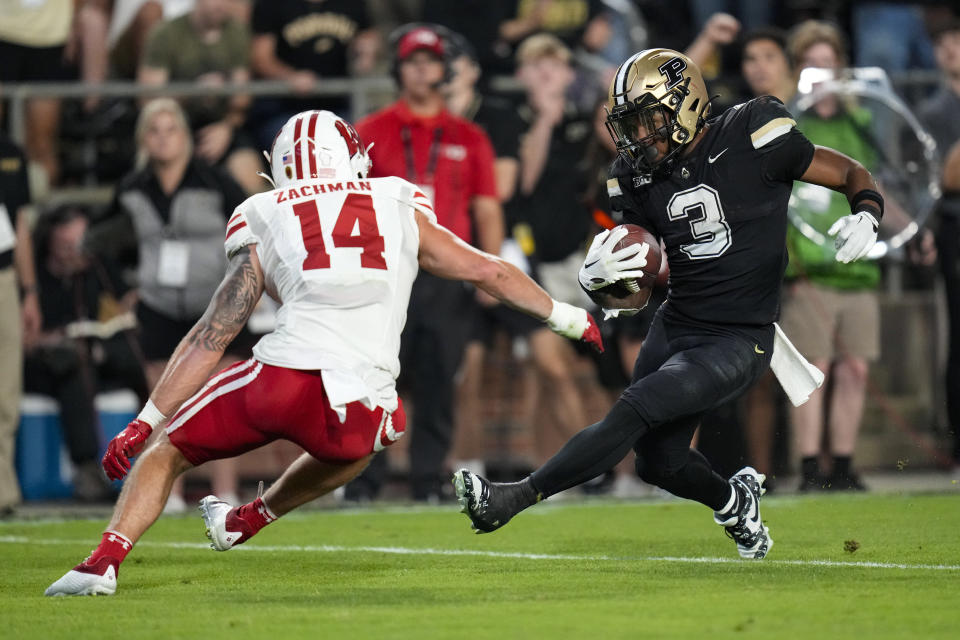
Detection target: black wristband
<box><xmin>851</xmin><ymin>188</ymin><xmax>884</xmax><ymax>221</ymax></box>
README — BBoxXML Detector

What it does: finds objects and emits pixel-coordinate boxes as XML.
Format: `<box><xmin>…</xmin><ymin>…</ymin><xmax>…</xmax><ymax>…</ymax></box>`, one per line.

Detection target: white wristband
<box><xmin>137</xmin><ymin>399</ymin><xmax>168</xmax><ymax>428</ymax></box>
<box><xmin>545</xmin><ymin>299</ymin><xmax>588</xmax><ymax>339</ymax></box>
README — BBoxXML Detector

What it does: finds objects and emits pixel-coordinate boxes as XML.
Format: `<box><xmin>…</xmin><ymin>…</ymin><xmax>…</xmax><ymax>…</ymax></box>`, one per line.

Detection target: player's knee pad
<box><xmin>635</xmin><ymin>455</ymin><xmax>680</xmax><ymax>487</ymax></box>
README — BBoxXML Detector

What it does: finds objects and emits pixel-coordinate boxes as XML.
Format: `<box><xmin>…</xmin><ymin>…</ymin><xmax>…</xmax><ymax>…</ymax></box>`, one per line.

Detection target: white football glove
<box><xmin>602</xmin><ymin>307</ymin><xmax>642</xmax><ymax>321</ymax></box>
<box><xmin>578</xmin><ymin>227</ymin><xmax>649</xmax><ymax>291</ymax></box>
<box><xmin>828</xmin><ymin>211</ymin><xmax>878</xmax><ymax>263</ymax></box>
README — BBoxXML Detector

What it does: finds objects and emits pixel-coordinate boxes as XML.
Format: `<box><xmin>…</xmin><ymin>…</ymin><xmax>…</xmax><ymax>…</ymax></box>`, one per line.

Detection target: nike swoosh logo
<box><xmin>707</xmin><ymin>148</ymin><xmax>728</xmax><ymax>163</ymax></box>
<box><xmin>754</xmin><ymin>344</ymin><xmax>765</xmax><ymax>354</ymax></box>
<box><xmin>583</xmin><ymin>259</ymin><xmax>599</xmax><ymax>269</ymax></box>
<box><xmin>373</xmin><ymin>413</ymin><xmax>402</xmax><ymax>453</ymax></box>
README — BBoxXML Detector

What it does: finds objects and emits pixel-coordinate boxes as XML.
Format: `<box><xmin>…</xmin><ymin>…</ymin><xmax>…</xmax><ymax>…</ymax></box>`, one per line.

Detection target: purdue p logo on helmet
<box><xmin>606</xmin><ymin>49</ymin><xmax>711</xmax><ymax>178</ymax></box>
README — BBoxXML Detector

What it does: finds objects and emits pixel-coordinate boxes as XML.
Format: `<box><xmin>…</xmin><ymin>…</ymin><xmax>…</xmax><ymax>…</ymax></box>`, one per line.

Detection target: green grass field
<box><xmin>2</xmin><ymin>492</ymin><xmax>959</xmax><ymax>639</ymax></box>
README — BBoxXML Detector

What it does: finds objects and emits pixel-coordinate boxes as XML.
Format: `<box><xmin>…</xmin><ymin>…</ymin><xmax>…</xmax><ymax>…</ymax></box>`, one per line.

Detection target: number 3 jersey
<box><xmin>607</xmin><ymin>96</ymin><xmax>815</xmax><ymax>326</ymax></box>
<box><xmin>224</xmin><ymin>175</ymin><xmax>435</xmax><ymax>417</ymax></box>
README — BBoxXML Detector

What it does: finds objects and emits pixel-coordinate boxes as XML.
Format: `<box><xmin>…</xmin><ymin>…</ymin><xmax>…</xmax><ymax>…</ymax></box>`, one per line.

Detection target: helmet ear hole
<box><xmin>285</xmin><ymin>166</ymin><xmax>293</xmax><ymax>179</ymax></box>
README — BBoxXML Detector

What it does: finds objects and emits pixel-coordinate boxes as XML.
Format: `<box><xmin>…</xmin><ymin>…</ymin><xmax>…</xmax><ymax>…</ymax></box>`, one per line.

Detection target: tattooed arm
<box><xmin>149</xmin><ymin>246</ymin><xmax>266</xmax><ymax>417</ymax></box>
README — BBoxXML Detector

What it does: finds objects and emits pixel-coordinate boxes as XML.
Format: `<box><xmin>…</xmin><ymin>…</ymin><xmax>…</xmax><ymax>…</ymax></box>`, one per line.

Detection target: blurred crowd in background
<box><xmin>2</xmin><ymin>0</ymin><xmax>960</xmax><ymax>513</ymax></box>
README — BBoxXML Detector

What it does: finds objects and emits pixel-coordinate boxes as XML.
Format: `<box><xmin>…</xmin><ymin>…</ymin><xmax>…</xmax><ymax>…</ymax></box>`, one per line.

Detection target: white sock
<box><xmin>718</xmin><ymin>484</ymin><xmax>738</xmax><ymax>515</ymax></box>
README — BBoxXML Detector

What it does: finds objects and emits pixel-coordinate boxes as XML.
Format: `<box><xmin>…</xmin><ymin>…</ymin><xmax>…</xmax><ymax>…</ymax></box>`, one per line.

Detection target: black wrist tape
<box><xmin>851</xmin><ymin>189</ymin><xmax>884</xmax><ymax>222</ymax></box>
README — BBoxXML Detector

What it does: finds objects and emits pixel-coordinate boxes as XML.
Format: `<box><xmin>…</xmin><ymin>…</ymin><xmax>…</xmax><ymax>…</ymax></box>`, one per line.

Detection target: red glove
<box><xmin>102</xmin><ymin>419</ymin><xmax>153</xmax><ymax>481</ymax></box>
<box><xmin>580</xmin><ymin>312</ymin><xmax>604</xmax><ymax>353</ymax></box>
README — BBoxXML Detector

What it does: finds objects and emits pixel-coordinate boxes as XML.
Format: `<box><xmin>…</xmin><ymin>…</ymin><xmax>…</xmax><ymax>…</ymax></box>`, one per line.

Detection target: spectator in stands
<box><xmin>851</xmin><ymin>3</ymin><xmax>935</xmax><ymax>73</ymax></box>
<box><xmin>685</xmin><ymin>11</ymin><xmax>741</xmax><ymax>74</ymax></box>
<box><xmin>23</xmin><ymin>206</ymin><xmax>146</xmax><ymax>502</ymax></box>
<box><xmin>498</xmin><ymin>0</ymin><xmax>612</xmax><ymax>65</ymax></box>
<box><xmin>918</xmin><ymin>19</ymin><xmax>960</xmax><ymax>163</ymax></box>
<box><xmin>444</xmin><ymin>32</ymin><xmax>524</xmax><ymax>203</ymax></box>
<box><xmin>688</xmin><ymin>1</ymin><xmax>771</xmax><ymax>34</ymax></box>
<box><xmin>248</xmin><ymin>0</ymin><xmax>380</xmax><ymax>149</ymax></box>
<box><xmin>0</xmin><ymin>0</ymin><xmax>77</xmax><ymax>187</ymax></box>
<box><xmin>346</xmin><ymin>25</ymin><xmax>503</xmax><ymax>502</ymax></box>
<box><xmin>919</xmin><ymin>18</ymin><xmax>960</xmax><ymax>473</ymax></box>
<box><xmin>781</xmin><ymin>21</ymin><xmax>880</xmax><ymax>491</ymax></box>
<box><xmin>509</xmin><ymin>34</ymin><xmax>596</xmax><ymax>463</ymax></box>
<box><xmin>138</xmin><ymin>0</ymin><xmax>263</xmax><ymax>195</ymax></box>
<box><xmin>512</xmin><ymin>35</ymin><xmax>593</xmax><ymax>310</ymax></box>
<box><xmin>740</xmin><ymin>27</ymin><xmax>795</xmax><ymax>104</ymax></box>
<box><xmin>444</xmin><ymin>29</ymin><xmax>588</xmax><ymax>474</ymax></box>
<box><xmin>0</xmin><ymin>129</ymin><xmax>42</xmax><ymax>517</ymax></box>
<box><xmin>85</xmin><ymin>98</ymin><xmax>247</xmax><ymax>511</ymax></box>
<box><xmin>70</xmin><ymin>0</ymin><xmax>172</xmax><ymax>112</ymax></box>
<box><xmin>422</xmin><ymin>0</ymin><xmax>517</xmax><ymax>76</ymax></box>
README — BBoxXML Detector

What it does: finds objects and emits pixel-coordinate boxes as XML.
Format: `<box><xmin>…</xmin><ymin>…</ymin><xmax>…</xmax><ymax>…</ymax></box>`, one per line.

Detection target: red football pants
<box><xmin>165</xmin><ymin>359</ymin><xmax>405</xmax><ymax>466</ymax></box>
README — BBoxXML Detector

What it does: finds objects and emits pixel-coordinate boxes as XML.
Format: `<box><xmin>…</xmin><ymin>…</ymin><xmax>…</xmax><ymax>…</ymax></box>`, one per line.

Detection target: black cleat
<box><xmin>452</xmin><ymin>469</ymin><xmax>537</xmax><ymax>534</ymax></box>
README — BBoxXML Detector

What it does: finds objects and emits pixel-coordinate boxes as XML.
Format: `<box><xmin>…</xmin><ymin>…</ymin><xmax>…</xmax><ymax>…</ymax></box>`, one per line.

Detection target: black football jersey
<box><xmin>607</xmin><ymin>96</ymin><xmax>815</xmax><ymax>326</ymax></box>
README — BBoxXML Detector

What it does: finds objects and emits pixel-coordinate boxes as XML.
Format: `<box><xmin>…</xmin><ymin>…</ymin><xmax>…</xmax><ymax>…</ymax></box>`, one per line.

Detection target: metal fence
<box><xmin>1</xmin><ymin>75</ymin><xmax>536</xmax><ymax>149</ymax></box>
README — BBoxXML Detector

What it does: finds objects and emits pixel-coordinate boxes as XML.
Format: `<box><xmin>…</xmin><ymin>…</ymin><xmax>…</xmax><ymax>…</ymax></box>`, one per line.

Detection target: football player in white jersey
<box><xmin>45</xmin><ymin>110</ymin><xmax>603</xmax><ymax>597</ymax></box>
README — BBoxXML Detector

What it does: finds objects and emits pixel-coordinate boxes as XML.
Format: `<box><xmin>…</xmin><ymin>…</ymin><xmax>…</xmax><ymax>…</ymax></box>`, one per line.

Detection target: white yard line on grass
<box><xmin>2</xmin><ymin>535</ymin><xmax>959</xmax><ymax>572</ymax></box>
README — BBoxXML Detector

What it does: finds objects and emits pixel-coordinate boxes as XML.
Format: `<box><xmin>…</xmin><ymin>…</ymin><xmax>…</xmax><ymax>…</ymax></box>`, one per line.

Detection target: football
<box><xmin>585</xmin><ymin>224</ymin><xmax>661</xmax><ymax>307</ymax></box>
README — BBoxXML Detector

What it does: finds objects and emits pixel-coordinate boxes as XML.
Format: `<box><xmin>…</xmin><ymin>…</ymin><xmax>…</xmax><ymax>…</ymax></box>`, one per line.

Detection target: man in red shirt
<box><xmin>348</xmin><ymin>25</ymin><xmax>504</xmax><ymax>502</ymax></box>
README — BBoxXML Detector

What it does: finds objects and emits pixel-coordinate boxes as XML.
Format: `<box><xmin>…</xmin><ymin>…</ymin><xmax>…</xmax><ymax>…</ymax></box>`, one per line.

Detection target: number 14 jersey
<box><xmin>224</xmin><ymin>176</ymin><xmax>435</xmax><ymax>415</ymax></box>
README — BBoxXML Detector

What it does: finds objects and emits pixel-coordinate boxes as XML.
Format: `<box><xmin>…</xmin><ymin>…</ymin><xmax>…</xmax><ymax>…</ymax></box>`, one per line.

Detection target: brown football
<box><xmin>585</xmin><ymin>224</ymin><xmax>661</xmax><ymax>308</ymax></box>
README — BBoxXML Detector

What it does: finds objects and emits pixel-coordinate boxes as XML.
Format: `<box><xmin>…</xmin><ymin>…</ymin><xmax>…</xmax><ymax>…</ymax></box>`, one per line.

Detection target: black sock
<box><xmin>801</xmin><ymin>456</ymin><xmax>820</xmax><ymax>480</ymax></box>
<box><xmin>833</xmin><ymin>455</ymin><xmax>852</xmax><ymax>477</ymax></box>
<box><xmin>530</xmin><ymin>400</ymin><xmax>647</xmax><ymax>497</ymax></box>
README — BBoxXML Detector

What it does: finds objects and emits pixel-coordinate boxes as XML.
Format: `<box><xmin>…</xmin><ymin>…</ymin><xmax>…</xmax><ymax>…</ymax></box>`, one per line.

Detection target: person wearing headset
<box><xmin>344</xmin><ymin>25</ymin><xmax>504</xmax><ymax>503</ymax></box>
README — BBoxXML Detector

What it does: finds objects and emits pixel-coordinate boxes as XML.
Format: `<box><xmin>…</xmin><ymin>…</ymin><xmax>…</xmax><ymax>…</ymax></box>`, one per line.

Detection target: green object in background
<box><xmin>787</xmin><ymin>107</ymin><xmax>882</xmax><ymax>290</ymax></box>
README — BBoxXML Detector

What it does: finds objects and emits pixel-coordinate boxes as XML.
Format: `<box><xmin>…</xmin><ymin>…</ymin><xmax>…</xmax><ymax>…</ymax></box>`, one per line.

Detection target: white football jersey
<box><xmin>224</xmin><ymin>176</ymin><xmax>435</xmax><ymax>417</ymax></box>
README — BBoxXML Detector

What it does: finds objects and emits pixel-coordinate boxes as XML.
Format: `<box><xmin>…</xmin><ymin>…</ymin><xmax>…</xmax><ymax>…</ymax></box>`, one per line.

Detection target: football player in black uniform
<box><xmin>453</xmin><ymin>49</ymin><xmax>883</xmax><ymax>559</ymax></box>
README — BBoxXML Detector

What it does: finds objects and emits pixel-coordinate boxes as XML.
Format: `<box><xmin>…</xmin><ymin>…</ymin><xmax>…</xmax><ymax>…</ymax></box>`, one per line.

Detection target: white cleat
<box><xmin>45</xmin><ymin>558</ymin><xmax>117</xmax><ymax>596</ymax></box>
<box><xmin>199</xmin><ymin>495</ymin><xmax>248</xmax><ymax>551</ymax></box>
<box><xmin>714</xmin><ymin>466</ymin><xmax>773</xmax><ymax>560</ymax></box>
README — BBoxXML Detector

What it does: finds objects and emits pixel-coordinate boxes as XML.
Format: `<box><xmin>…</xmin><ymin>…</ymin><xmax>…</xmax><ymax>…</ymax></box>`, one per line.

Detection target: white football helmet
<box><xmin>268</xmin><ymin>110</ymin><xmax>372</xmax><ymax>187</ymax></box>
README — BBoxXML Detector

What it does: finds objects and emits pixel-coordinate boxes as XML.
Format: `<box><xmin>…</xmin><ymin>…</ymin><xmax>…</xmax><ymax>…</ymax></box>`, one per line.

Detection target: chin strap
<box><xmin>256</xmin><ymin>171</ymin><xmax>276</xmax><ymax>188</ymax></box>
<box><xmin>258</xmin><ymin>150</ymin><xmax>277</xmax><ymax>188</ymax></box>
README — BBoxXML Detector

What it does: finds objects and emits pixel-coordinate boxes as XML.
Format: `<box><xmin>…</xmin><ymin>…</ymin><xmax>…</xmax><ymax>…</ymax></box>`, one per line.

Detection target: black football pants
<box><xmin>531</xmin><ymin>309</ymin><xmax>772</xmax><ymax>510</ymax></box>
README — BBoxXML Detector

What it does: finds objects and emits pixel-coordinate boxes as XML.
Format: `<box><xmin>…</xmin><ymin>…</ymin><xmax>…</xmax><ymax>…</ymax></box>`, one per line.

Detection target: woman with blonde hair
<box><xmin>87</xmin><ymin>98</ymin><xmax>249</xmax><ymax>510</ymax></box>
